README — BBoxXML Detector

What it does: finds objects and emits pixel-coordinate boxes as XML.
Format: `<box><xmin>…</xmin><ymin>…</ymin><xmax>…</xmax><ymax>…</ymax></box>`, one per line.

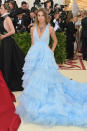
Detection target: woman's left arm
<box><xmin>50</xmin><ymin>26</ymin><xmax>58</xmax><ymax>52</ymax></box>
<box><xmin>0</xmin><ymin>16</ymin><xmax>15</xmax><ymax>40</ymax></box>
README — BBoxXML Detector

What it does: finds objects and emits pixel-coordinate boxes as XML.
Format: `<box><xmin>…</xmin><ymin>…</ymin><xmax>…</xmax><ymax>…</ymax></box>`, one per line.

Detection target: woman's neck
<box><xmin>38</xmin><ymin>23</ymin><xmax>46</xmax><ymax>27</ymax></box>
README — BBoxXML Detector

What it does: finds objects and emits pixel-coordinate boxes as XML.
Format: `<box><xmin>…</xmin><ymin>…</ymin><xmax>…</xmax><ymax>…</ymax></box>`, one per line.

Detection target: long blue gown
<box><xmin>16</xmin><ymin>24</ymin><xmax>87</xmax><ymax>127</ymax></box>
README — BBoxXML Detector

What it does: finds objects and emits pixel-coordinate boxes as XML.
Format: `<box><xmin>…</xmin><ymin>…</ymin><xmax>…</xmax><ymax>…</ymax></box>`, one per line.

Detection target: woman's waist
<box><xmin>34</xmin><ymin>41</ymin><xmax>49</xmax><ymax>46</ymax></box>
<box><xmin>1</xmin><ymin>35</ymin><xmax>14</xmax><ymax>41</ymax></box>
<box><xmin>0</xmin><ymin>31</ymin><xmax>13</xmax><ymax>36</ymax></box>
<box><xmin>33</xmin><ymin>44</ymin><xmax>49</xmax><ymax>50</ymax></box>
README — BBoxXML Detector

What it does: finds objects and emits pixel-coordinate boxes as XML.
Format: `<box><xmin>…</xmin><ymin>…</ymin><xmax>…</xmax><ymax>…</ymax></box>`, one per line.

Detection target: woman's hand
<box><xmin>0</xmin><ymin>35</ymin><xmax>5</xmax><ymax>40</ymax></box>
<box><xmin>51</xmin><ymin>49</ymin><xmax>54</xmax><ymax>52</ymax></box>
<box><xmin>48</xmin><ymin>46</ymin><xmax>54</xmax><ymax>53</ymax></box>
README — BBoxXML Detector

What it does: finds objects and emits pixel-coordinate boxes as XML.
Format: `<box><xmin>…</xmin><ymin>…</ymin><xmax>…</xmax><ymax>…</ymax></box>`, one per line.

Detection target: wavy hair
<box><xmin>35</xmin><ymin>8</ymin><xmax>49</xmax><ymax>25</ymax></box>
<box><xmin>1</xmin><ymin>3</ymin><xmax>10</xmax><ymax>11</ymax></box>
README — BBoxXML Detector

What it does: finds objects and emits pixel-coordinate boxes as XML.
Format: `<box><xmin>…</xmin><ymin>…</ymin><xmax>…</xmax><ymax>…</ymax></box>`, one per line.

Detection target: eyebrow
<box><xmin>38</xmin><ymin>14</ymin><xmax>44</xmax><ymax>16</ymax></box>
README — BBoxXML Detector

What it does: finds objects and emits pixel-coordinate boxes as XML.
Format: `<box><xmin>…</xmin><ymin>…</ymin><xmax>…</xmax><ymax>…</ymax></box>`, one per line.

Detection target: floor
<box><xmin>14</xmin><ymin>60</ymin><xmax>87</xmax><ymax>131</ymax></box>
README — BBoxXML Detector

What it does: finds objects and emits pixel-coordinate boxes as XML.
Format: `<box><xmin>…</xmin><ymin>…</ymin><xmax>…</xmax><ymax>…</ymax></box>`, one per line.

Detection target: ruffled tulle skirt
<box><xmin>16</xmin><ymin>44</ymin><xmax>87</xmax><ymax>127</ymax></box>
<box><xmin>0</xmin><ymin>71</ymin><xmax>21</xmax><ymax>130</ymax></box>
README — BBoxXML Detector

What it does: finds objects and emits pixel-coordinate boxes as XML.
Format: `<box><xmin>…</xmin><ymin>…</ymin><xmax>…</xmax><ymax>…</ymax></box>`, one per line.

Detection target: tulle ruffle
<box><xmin>22</xmin><ymin>44</ymin><xmax>58</xmax><ymax>88</ymax></box>
<box><xmin>16</xmin><ymin>44</ymin><xmax>87</xmax><ymax>127</ymax></box>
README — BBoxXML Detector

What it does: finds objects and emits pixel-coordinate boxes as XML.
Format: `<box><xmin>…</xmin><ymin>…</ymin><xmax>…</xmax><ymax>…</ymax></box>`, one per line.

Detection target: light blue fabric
<box><xmin>16</xmin><ymin>24</ymin><xmax>87</xmax><ymax>127</ymax></box>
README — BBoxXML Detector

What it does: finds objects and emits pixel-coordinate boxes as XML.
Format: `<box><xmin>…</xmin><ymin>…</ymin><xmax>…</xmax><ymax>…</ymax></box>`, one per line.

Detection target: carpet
<box><xmin>58</xmin><ymin>54</ymin><xmax>86</xmax><ymax>70</ymax></box>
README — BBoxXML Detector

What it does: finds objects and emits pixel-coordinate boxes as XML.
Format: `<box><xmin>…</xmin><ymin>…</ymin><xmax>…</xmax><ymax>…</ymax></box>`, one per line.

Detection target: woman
<box><xmin>0</xmin><ymin>70</ymin><xmax>21</xmax><ymax>130</ymax></box>
<box><xmin>16</xmin><ymin>8</ymin><xmax>87</xmax><ymax>127</ymax></box>
<box><xmin>9</xmin><ymin>1</ymin><xmax>18</xmax><ymax>21</ymax></box>
<box><xmin>0</xmin><ymin>4</ymin><xmax>25</xmax><ymax>91</ymax></box>
<box><xmin>66</xmin><ymin>12</ymin><xmax>77</xmax><ymax>59</ymax></box>
<box><xmin>9</xmin><ymin>1</ymin><xmax>18</xmax><ymax>10</ymax></box>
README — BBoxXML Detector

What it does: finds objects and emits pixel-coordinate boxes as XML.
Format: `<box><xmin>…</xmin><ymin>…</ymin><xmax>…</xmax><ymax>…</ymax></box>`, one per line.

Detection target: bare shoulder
<box><xmin>4</xmin><ymin>16</ymin><xmax>13</xmax><ymax>27</ymax></box>
<box><xmin>5</xmin><ymin>16</ymin><xmax>12</xmax><ymax>22</ymax></box>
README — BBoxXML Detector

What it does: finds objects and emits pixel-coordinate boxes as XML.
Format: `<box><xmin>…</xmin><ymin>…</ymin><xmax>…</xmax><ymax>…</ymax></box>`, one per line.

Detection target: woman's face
<box><xmin>0</xmin><ymin>5</ymin><xmax>6</xmax><ymax>15</ymax></box>
<box><xmin>37</xmin><ymin>11</ymin><xmax>45</xmax><ymax>24</ymax></box>
<box><xmin>9</xmin><ymin>3</ymin><xmax>13</xmax><ymax>9</ymax></box>
<box><xmin>73</xmin><ymin>16</ymin><xmax>78</xmax><ymax>23</ymax></box>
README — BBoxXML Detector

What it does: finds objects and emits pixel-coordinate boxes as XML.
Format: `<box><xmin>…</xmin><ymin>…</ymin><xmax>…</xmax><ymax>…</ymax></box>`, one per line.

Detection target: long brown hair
<box><xmin>1</xmin><ymin>3</ymin><xmax>10</xmax><ymax>11</ymax></box>
<box><xmin>9</xmin><ymin>1</ymin><xmax>18</xmax><ymax>9</ymax></box>
<box><xmin>35</xmin><ymin>8</ymin><xmax>49</xmax><ymax>25</ymax></box>
<box><xmin>66</xmin><ymin>12</ymin><xmax>73</xmax><ymax>23</ymax></box>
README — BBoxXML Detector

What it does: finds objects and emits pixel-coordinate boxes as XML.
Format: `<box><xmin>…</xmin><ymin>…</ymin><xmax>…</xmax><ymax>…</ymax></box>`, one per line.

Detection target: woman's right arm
<box><xmin>30</xmin><ymin>26</ymin><xmax>34</xmax><ymax>46</ymax></box>
<box><xmin>0</xmin><ymin>16</ymin><xmax>15</xmax><ymax>40</ymax></box>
